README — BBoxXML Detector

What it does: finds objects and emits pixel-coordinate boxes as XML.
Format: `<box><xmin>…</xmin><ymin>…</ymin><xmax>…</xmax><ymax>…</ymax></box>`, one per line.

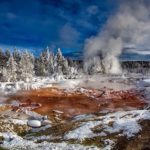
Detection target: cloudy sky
<box><xmin>0</xmin><ymin>0</ymin><xmax>150</xmax><ymax>59</ymax></box>
<box><xmin>0</xmin><ymin>0</ymin><xmax>117</xmax><ymax>57</ymax></box>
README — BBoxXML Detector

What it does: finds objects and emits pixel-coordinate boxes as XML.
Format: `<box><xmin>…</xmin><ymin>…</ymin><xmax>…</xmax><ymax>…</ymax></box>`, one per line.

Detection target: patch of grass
<box><xmin>28</xmin><ymin>121</ymin><xmax>80</xmax><ymax>138</ymax></box>
<box><xmin>36</xmin><ymin>138</ymin><xmax>63</xmax><ymax>144</ymax></box>
<box><xmin>0</xmin><ymin>136</ymin><xmax>4</xmax><ymax>141</ymax></box>
<box><xmin>17</xmin><ymin>130</ymin><xmax>32</xmax><ymax>137</ymax></box>
<box><xmin>0</xmin><ymin>147</ymin><xmax>7</xmax><ymax>150</ymax></box>
<box><xmin>81</xmin><ymin>137</ymin><xmax>104</xmax><ymax>148</ymax></box>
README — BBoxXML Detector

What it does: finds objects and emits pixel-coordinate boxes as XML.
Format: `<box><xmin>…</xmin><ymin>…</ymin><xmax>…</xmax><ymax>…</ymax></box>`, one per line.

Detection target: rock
<box><xmin>27</xmin><ymin>120</ymin><xmax>41</xmax><ymax>128</ymax></box>
<box><xmin>42</xmin><ymin>115</ymin><xmax>48</xmax><ymax>120</ymax></box>
<box><xmin>42</xmin><ymin>120</ymin><xmax>52</xmax><ymax>126</ymax></box>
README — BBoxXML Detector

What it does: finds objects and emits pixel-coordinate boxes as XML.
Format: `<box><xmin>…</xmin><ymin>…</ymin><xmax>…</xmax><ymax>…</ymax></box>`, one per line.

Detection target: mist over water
<box><xmin>84</xmin><ymin>0</ymin><xmax>150</xmax><ymax>74</ymax></box>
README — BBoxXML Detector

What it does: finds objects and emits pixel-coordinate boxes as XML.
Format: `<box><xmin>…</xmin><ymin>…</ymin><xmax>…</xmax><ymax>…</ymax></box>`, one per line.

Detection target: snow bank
<box><xmin>138</xmin><ymin>79</ymin><xmax>150</xmax><ymax>87</ymax></box>
<box><xmin>65</xmin><ymin>109</ymin><xmax>150</xmax><ymax>140</ymax></box>
<box><xmin>11</xmin><ymin>119</ymin><xmax>27</xmax><ymax>125</ymax></box>
<box><xmin>0</xmin><ymin>76</ymin><xmax>83</xmax><ymax>95</ymax></box>
<box><xmin>0</xmin><ymin>77</ymin><xmax>56</xmax><ymax>94</ymax></box>
<box><xmin>137</xmin><ymin>78</ymin><xmax>150</xmax><ymax>102</ymax></box>
<box><xmin>64</xmin><ymin>121</ymin><xmax>101</xmax><ymax>140</ymax></box>
<box><xmin>1</xmin><ymin>73</ymin><xmax>146</xmax><ymax>97</ymax></box>
<box><xmin>1</xmin><ymin>132</ymin><xmax>99</xmax><ymax>150</ymax></box>
<box><xmin>55</xmin><ymin>79</ymin><xmax>81</xmax><ymax>89</ymax></box>
<box><xmin>0</xmin><ymin>74</ymin><xmax>138</xmax><ymax>95</ymax></box>
<box><xmin>103</xmin><ymin>139</ymin><xmax>115</xmax><ymax>150</ymax></box>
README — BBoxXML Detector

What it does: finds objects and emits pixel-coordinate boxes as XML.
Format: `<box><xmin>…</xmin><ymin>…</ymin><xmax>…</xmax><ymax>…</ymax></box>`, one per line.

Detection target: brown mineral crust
<box><xmin>8</xmin><ymin>87</ymin><xmax>147</xmax><ymax>119</ymax></box>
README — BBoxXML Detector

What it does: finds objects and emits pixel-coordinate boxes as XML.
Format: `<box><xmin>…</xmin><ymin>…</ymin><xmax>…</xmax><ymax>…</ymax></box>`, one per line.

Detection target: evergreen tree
<box><xmin>13</xmin><ymin>48</ymin><xmax>21</xmax><ymax>64</ymax></box>
<box><xmin>84</xmin><ymin>56</ymin><xmax>103</xmax><ymax>74</ymax></box>
<box><xmin>38</xmin><ymin>51</ymin><xmax>47</xmax><ymax>76</ymax></box>
<box><xmin>1</xmin><ymin>68</ymin><xmax>8</xmax><ymax>82</ymax></box>
<box><xmin>37</xmin><ymin>47</ymin><xmax>55</xmax><ymax>76</ymax></box>
<box><xmin>5</xmin><ymin>49</ymin><xmax>11</xmax><ymax>61</ymax></box>
<box><xmin>47</xmin><ymin>50</ymin><xmax>54</xmax><ymax>75</ymax></box>
<box><xmin>6</xmin><ymin>55</ymin><xmax>17</xmax><ymax>82</ymax></box>
<box><xmin>0</xmin><ymin>47</ymin><xmax>81</xmax><ymax>82</ymax></box>
<box><xmin>44</xmin><ymin>46</ymin><xmax>51</xmax><ymax>76</ymax></box>
<box><xmin>19</xmin><ymin>51</ymin><xmax>35</xmax><ymax>81</ymax></box>
<box><xmin>0</xmin><ymin>49</ymin><xmax>4</xmax><ymax>70</ymax></box>
<box><xmin>2</xmin><ymin>49</ymin><xmax>11</xmax><ymax>68</ymax></box>
<box><xmin>54</xmin><ymin>48</ymin><xmax>69</xmax><ymax>75</ymax></box>
<box><xmin>34</xmin><ymin>57</ymin><xmax>40</xmax><ymax>76</ymax></box>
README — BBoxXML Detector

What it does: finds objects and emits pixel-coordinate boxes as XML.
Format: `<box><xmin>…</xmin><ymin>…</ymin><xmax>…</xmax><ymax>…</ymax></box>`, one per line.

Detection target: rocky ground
<box><xmin>0</xmin><ymin>76</ymin><xmax>149</xmax><ymax>150</ymax></box>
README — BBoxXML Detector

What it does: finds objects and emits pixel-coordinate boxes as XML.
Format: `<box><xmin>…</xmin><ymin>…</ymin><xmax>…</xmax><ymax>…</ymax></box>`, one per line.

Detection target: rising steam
<box><xmin>84</xmin><ymin>0</ymin><xmax>150</xmax><ymax>74</ymax></box>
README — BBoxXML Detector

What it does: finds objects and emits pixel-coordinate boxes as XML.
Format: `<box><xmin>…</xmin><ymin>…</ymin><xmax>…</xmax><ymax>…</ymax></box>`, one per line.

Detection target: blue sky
<box><xmin>0</xmin><ymin>0</ymin><xmax>117</xmax><ymax>57</ymax></box>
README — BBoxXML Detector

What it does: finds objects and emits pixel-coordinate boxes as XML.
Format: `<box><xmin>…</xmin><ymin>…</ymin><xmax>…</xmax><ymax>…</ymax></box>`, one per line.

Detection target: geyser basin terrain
<box><xmin>0</xmin><ymin>75</ymin><xmax>149</xmax><ymax>150</ymax></box>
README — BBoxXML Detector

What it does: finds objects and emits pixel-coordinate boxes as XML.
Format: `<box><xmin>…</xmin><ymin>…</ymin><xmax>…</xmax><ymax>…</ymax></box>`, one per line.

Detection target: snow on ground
<box><xmin>65</xmin><ymin>109</ymin><xmax>150</xmax><ymax>140</ymax></box>
<box><xmin>0</xmin><ymin>76</ymin><xmax>82</xmax><ymax>95</ymax></box>
<box><xmin>53</xmin><ymin>79</ymin><xmax>82</xmax><ymax>89</ymax></box>
<box><xmin>11</xmin><ymin>119</ymin><xmax>28</xmax><ymax>125</ymax></box>
<box><xmin>138</xmin><ymin>79</ymin><xmax>150</xmax><ymax>87</ymax></box>
<box><xmin>1</xmin><ymin>132</ymin><xmax>99</xmax><ymax>150</ymax></box>
<box><xmin>0</xmin><ymin>75</ymin><xmax>149</xmax><ymax>149</ymax></box>
<box><xmin>65</xmin><ymin>121</ymin><xmax>101</xmax><ymax>140</ymax></box>
<box><xmin>137</xmin><ymin>78</ymin><xmax>150</xmax><ymax>102</ymax></box>
<box><xmin>0</xmin><ymin>109</ymin><xmax>149</xmax><ymax>150</ymax></box>
<box><xmin>0</xmin><ymin>77</ymin><xmax>54</xmax><ymax>95</ymax></box>
<box><xmin>0</xmin><ymin>74</ymin><xmax>137</xmax><ymax>95</ymax></box>
<box><xmin>103</xmin><ymin>139</ymin><xmax>115</xmax><ymax>150</ymax></box>
<box><xmin>0</xmin><ymin>73</ymin><xmax>150</xmax><ymax>96</ymax></box>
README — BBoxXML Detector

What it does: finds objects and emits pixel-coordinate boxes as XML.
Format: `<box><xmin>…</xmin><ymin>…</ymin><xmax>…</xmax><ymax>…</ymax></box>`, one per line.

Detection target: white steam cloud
<box><xmin>84</xmin><ymin>0</ymin><xmax>150</xmax><ymax>74</ymax></box>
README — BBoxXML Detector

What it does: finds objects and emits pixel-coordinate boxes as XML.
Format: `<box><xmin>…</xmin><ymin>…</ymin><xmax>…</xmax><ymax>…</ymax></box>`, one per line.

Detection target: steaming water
<box><xmin>84</xmin><ymin>0</ymin><xmax>150</xmax><ymax>74</ymax></box>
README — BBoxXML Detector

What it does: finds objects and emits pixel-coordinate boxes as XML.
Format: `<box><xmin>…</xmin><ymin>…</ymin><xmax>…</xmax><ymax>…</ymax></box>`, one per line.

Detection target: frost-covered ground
<box><xmin>0</xmin><ymin>106</ymin><xmax>149</xmax><ymax>150</ymax></box>
<box><xmin>0</xmin><ymin>74</ymin><xmax>137</xmax><ymax>95</ymax></box>
<box><xmin>65</xmin><ymin>109</ymin><xmax>150</xmax><ymax>140</ymax></box>
<box><xmin>0</xmin><ymin>74</ymin><xmax>150</xmax><ymax>149</ymax></box>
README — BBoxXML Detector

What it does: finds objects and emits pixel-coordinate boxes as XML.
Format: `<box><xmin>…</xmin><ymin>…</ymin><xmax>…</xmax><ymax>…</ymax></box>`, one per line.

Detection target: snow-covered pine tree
<box><xmin>0</xmin><ymin>49</ymin><xmax>10</xmax><ymax>82</ymax></box>
<box><xmin>12</xmin><ymin>49</ymin><xmax>22</xmax><ymax>80</ymax></box>
<box><xmin>0</xmin><ymin>49</ymin><xmax>4</xmax><ymax>70</ymax></box>
<box><xmin>1</xmin><ymin>49</ymin><xmax>11</xmax><ymax>69</ymax></box>
<box><xmin>53</xmin><ymin>48</ymin><xmax>61</xmax><ymax>75</ymax></box>
<box><xmin>34</xmin><ymin>47</ymin><xmax>55</xmax><ymax>76</ymax></box>
<box><xmin>5</xmin><ymin>49</ymin><xmax>11</xmax><ymax>61</ymax></box>
<box><xmin>84</xmin><ymin>56</ymin><xmax>103</xmax><ymax>75</ymax></box>
<box><xmin>47</xmin><ymin>48</ymin><xmax>54</xmax><ymax>75</ymax></box>
<box><xmin>19</xmin><ymin>51</ymin><xmax>35</xmax><ymax>82</ymax></box>
<box><xmin>49</xmin><ymin>51</ymin><xmax>55</xmax><ymax>74</ymax></box>
<box><xmin>54</xmin><ymin>48</ymin><xmax>69</xmax><ymax>76</ymax></box>
<box><xmin>67</xmin><ymin>59</ymin><xmax>79</xmax><ymax>78</ymax></box>
<box><xmin>6</xmin><ymin>54</ymin><xmax>17</xmax><ymax>82</ymax></box>
<box><xmin>38</xmin><ymin>51</ymin><xmax>47</xmax><ymax>76</ymax></box>
<box><xmin>1</xmin><ymin>68</ymin><xmax>8</xmax><ymax>82</ymax></box>
<box><xmin>34</xmin><ymin>57</ymin><xmax>40</xmax><ymax>76</ymax></box>
<box><xmin>44</xmin><ymin>46</ymin><xmax>54</xmax><ymax>76</ymax></box>
<box><xmin>13</xmin><ymin>48</ymin><xmax>21</xmax><ymax>64</ymax></box>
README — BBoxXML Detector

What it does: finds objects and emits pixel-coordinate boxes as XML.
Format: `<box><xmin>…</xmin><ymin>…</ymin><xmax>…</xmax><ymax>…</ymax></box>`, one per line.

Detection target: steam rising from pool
<box><xmin>84</xmin><ymin>0</ymin><xmax>150</xmax><ymax>74</ymax></box>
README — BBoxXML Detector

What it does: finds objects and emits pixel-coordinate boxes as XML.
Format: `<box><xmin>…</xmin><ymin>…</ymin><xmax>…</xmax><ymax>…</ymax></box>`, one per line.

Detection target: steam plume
<box><xmin>84</xmin><ymin>0</ymin><xmax>150</xmax><ymax>74</ymax></box>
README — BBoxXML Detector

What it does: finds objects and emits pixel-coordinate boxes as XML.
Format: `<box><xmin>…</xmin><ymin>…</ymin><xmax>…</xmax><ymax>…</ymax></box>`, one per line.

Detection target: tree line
<box><xmin>0</xmin><ymin>47</ymin><xmax>79</xmax><ymax>82</ymax></box>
